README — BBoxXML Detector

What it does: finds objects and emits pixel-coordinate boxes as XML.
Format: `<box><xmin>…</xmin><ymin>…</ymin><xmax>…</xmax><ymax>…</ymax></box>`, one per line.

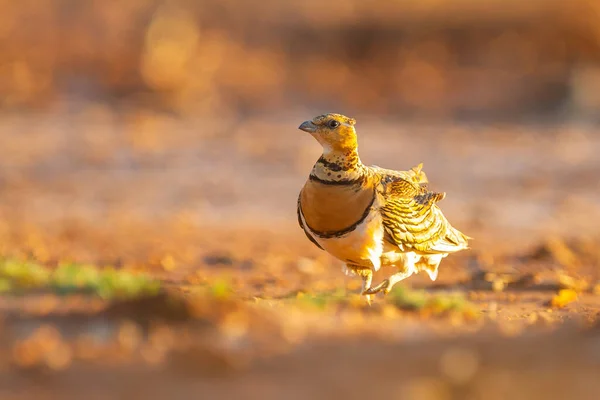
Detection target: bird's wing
<box><xmin>297</xmin><ymin>193</ymin><xmax>324</xmax><ymax>250</ymax></box>
<box><xmin>378</xmin><ymin>171</ymin><xmax>467</xmax><ymax>254</ymax></box>
<box><xmin>371</xmin><ymin>164</ymin><xmax>429</xmax><ymax>188</ymax></box>
<box><xmin>409</xmin><ymin>162</ymin><xmax>428</xmax><ymax>185</ymax></box>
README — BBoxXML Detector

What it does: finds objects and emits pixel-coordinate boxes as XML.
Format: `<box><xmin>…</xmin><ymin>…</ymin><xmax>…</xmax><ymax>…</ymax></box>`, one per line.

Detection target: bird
<box><xmin>296</xmin><ymin>113</ymin><xmax>470</xmax><ymax>301</ymax></box>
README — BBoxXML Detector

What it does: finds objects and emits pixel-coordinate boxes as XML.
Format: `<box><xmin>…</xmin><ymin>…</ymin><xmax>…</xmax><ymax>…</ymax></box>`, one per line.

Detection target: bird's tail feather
<box><xmin>429</xmin><ymin>224</ymin><xmax>471</xmax><ymax>253</ymax></box>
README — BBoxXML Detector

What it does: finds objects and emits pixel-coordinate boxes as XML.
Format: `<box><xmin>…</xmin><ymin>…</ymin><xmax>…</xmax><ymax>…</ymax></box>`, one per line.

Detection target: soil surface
<box><xmin>0</xmin><ymin>111</ymin><xmax>599</xmax><ymax>399</ymax></box>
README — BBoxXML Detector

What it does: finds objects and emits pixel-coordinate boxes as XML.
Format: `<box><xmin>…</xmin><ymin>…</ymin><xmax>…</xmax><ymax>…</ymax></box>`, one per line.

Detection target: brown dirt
<box><xmin>0</xmin><ymin>111</ymin><xmax>599</xmax><ymax>399</ymax></box>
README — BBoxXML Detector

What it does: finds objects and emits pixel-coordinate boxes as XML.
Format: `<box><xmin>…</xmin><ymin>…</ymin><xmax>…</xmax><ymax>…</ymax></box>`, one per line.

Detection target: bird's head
<box><xmin>298</xmin><ymin>113</ymin><xmax>358</xmax><ymax>154</ymax></box>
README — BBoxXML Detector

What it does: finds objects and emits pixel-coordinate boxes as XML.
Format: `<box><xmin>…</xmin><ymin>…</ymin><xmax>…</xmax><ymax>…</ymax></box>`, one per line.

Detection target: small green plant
<box><xmin>387</xmin><ymin>285</ymin><xmax>428</xmax><ymax>310</ymax></box>
<box><xmin>0</xmin><ymin>258</ymin><xmax>160</xmax><ymax>299</ymax></box>
<box><xmin>0</xmin><ymin>258</ymin><xmax>50</xmax><ymax>289</ymax></box>
<box><xmin>295</xmin><ymin>288</ymin><xmax>347</xmax><ymax>309</ymax></box>
<box><xmin>388</xmin><ymin>285</ymin><xmax>472</xmax><ymax>314</ymax></box>
<box><xmin>207</xmin><ymin>278</ymin><xmax>233</xmax><ymax>300</ymax></box>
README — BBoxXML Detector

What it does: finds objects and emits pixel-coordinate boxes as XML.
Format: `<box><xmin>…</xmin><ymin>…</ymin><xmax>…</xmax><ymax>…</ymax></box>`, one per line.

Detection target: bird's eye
<box><xmin>328</xmin><ymin>120</ymin><xmax>340</xmax><ymax>128</ymax></box>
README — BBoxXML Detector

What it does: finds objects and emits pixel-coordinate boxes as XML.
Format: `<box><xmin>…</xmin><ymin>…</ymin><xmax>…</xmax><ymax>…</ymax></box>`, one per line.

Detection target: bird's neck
<box><xmin>310</xmin><ymin>147</ymin><xmax>365</xmax><ymax>184</ymax></box>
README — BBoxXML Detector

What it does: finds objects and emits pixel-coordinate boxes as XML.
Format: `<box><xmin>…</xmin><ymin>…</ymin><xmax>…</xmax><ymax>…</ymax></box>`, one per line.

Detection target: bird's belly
<box><xmin>314</xmin><ymin>210</ymin><xmax>385</xmax><ymax>270</ymax></box>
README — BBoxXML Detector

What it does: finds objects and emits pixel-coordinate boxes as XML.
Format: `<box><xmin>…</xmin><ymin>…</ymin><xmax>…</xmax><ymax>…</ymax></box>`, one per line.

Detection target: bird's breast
<box><xmin>299</xmin><ymin>180</ymin><xmax>374</xmax><ymax>234</ymax></box>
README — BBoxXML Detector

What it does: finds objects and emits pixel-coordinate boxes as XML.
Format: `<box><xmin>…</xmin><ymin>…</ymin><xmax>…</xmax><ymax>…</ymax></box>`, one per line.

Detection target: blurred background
<box><xmin>1</xmin><ymin>0</ymin><xmax>599</xmax><ymax>261</ymax></box>
<box><xmin>3</xmin><ymin>0</ymin><xmax>600</xmax><ymax>119</ymax></box>
<box><xmin>1</xmin><ymin>2</ymin><xmax>600</xmax><ymax>398</ymax></box>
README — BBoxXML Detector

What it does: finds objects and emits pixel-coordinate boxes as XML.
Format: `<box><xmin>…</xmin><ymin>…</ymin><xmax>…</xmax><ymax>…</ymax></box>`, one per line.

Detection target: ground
<box><xmin>0</xmin><ymin>111</ymin><xmax>599</xmax><ymax>399</ymax></box>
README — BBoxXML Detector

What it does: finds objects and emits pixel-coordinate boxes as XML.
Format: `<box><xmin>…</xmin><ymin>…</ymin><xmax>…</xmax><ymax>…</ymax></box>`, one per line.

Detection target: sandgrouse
<box><xmin>297</xmin><ymin>113</ymin><xmax>470</xmax><ymax>300</ymax></box>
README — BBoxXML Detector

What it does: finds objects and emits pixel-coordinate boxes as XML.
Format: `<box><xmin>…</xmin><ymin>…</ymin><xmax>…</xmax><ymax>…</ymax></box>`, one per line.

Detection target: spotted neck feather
<box><xmin>310</xmin><ymin>148</ymin><xmax>365</xmax><ymax>184</ymax></box>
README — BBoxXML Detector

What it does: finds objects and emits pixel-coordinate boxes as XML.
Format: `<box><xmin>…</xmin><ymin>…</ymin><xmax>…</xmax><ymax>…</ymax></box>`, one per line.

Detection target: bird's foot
<box><xmin>362</xmin><ymin>279</ymin><xmax>391</xmax><ymax>296</ymax></box>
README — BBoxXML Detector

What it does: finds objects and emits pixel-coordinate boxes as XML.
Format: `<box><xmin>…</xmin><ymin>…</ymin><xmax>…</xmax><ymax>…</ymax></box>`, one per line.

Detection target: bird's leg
<box><xmin>347</xmin><ymin>264</ymin><xmax>373</xmax><ymax>304</ymax></box>
<box><xmin>360</xmin><ymin>269</ymin><xmax>373</xmax><ymax>304</ymax></box>
<box><xmin>363</xmin><ymin>270</ymin><xmax>413</xmax><ymax>295</ymax></box>
<box><xmin>364</xmin><ymin>253</ymin><xmax>417</xmax><ymax>296</ymax></box>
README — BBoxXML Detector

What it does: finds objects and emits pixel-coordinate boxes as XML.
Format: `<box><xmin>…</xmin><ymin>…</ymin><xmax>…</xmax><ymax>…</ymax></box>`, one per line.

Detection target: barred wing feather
<box><xmin>379</xmin><ymin>174</ymin><xmax>468</xmax><ymax>254</ymax></box>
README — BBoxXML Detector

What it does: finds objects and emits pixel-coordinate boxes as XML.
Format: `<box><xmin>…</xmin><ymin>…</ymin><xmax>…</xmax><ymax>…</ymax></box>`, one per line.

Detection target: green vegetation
<box><xmin>388</xmin><ymin>285</ymin><xmax>473</xmax><ymax>314</ymax></box>
<box><xmin>206</xmin><ymin>278</ymin><xmax>233</xmax><ymax>300</ymax></box>
<box><xmin>295</xmin><ymin>288</ymin><xmax>348</xmax><ymax>309</ymax></box>
<box><xmin>0</xmin><ymin>258</ymin><xmax>161</xmax><ymax>299</ymax></box>
<box><xmin>265</xmin><ymin>286</ymin><xmax>475</xmax><ymax>315</ymax></box>
<box><xmin>0</xmin><ymin>259</ymin><xmax>475</xmax><ymax>316</ymax></box>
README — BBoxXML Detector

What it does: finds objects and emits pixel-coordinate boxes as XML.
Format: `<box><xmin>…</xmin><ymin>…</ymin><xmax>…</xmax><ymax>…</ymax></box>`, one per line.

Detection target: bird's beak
<box><xmin>298</xmin><ymin>120</ymin><xmax>316</xmax><ymax>133</ymax></box>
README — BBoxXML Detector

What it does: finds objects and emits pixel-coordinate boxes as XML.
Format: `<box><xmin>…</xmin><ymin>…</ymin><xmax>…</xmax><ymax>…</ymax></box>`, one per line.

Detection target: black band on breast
<box><xmin>309</xmin><ymin>174</ymin><xmax>366</xmax><ymax>186</ymax></box>
<box><xmin>301</xmin><ymin>190</ymin><xmax>376</xmax><ymax>239</ymax></box>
